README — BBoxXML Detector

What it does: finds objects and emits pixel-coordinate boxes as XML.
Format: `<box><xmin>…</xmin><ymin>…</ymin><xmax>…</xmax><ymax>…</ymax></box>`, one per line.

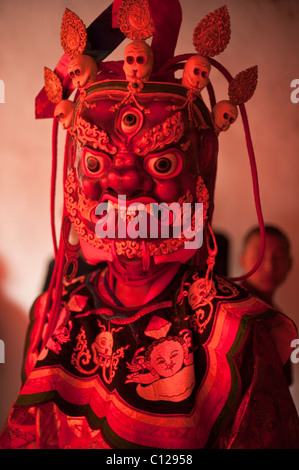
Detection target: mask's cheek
<box><xmin>152</xmin><ymin>174</ymin><xmax>197</xmax><ymax>203</ymax></box>
<box><xmin>80</xmin><ymin>239</ymin><xmax>113</xmax><ymax>264</ymax></box>
<box><xmin>79</xmin><ymin>176</ymin><xmax>103</xmax><ymax>201</ymax></box>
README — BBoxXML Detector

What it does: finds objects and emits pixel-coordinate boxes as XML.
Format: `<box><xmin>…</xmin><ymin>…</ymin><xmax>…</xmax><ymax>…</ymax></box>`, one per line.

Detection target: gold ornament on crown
<box><xmin>60</xmin><ymin>8</ymin><xmax>87</xmax><ymax>58</ymax></box>
<box><xmin>117</xmin><ymin>0</ymin><xmax>155</xmax><ymax>40</ymax></box>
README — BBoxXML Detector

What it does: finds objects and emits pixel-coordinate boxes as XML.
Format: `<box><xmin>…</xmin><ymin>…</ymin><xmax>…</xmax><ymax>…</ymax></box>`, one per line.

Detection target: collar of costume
<box><xmin>17</xmin><ymin>265</ymin><xmax>298</xmax><ymax>449</ymax></box>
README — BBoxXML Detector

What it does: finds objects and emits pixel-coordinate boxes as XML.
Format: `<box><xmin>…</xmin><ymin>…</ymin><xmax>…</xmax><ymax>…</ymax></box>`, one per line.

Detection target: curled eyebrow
<box><xmin>170</xmin><ymin>349</ymin><xmax>179</xmax><ymax>358</ymax></box>
<box><xmin>74</xmin><ymin>116</ymin><xmax>117</xmax><ymax>155</ymax></box>
<box><xmin>134</xmin><ymin>111</ymin><xmax>185</xmax><ymax>156</ymax></box>
<box><xmin>155</xmin><ymin>357</ymin><xmax>166</xmax><ymax>363</ymax></box>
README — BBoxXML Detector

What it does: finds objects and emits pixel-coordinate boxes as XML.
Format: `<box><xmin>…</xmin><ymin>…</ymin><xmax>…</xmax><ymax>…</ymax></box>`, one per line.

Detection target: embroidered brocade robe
<box><xmin>0</xmin><ymin>265</ymin><xmax>298</xmax><ymax>449</ymax></box>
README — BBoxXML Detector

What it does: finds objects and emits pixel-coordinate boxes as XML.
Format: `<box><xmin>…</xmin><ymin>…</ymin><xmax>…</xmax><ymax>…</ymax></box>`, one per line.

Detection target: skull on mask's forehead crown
<box><xmin>212</xmin><ymin>100</ymin><xmax>238</xmax><ymax>133</ymax></box>
<box><xmin>68</xmin><ymin>54</ymin><xmax>98</xmax><ymax>89</ymax></box>
<box><xmin>123</xmin><ymin>40</ymin><xmax>154</xmax><ymax>82</ymax></box>
<box><xmin>54</xmin><ymin>100</ymin><xmax>75</xmax><ymax>130</ymax></box>
<box><xmin>182</xmin><ymin>55</ymin><xmax>211</xmax><ymax>92</ymax></box>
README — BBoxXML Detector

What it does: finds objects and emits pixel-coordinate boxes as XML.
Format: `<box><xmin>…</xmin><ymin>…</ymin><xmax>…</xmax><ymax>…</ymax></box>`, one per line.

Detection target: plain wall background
<box><xmin>0</xmin><ymin>0</ymin><xmax>298</xmax><ymax>430</ymax></box>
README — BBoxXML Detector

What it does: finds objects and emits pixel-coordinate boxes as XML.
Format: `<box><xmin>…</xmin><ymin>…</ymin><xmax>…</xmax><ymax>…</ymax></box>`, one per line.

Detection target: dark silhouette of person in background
<box><xmin>239</xmin><ymin>225</ymin><xmax>292</xmax><ymax>307</ymax></box>
<box><xmin>239</xmin><ymin>225</ymin><xmax>293</xmax><ymax>385</ymax></box>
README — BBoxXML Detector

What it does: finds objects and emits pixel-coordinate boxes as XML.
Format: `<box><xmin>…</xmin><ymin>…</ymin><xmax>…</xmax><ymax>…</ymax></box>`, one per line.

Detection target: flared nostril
<box><xmin>99</xmin><ymin>165</ymin><xmax>154</xmax><ymax>198</ymax></box>
<box><xmin>105</xmin><ymin>188</ymin><xmax>119</xmax><ymax>198</ymax></box>
<box><xmin>130</xmin><ymin>190</ymin><xmax>144</xmax><ymax>199</ymax></box>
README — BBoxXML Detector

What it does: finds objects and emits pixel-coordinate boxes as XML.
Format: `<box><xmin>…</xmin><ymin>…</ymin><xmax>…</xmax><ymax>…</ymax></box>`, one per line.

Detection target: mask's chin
<box><xmin>79</xmin><ymin>236</ymin><xmax>200</xmax><ymax>268</ymax></box>
<box><xmin>154</xmin><ymin>246</ymin><xmax>199</xmax><ymax>265</ymax></box>
<box><xmin>80</xmin><ymin>239</ymin><xmax>114</xmax><ymax>265</ymax></box>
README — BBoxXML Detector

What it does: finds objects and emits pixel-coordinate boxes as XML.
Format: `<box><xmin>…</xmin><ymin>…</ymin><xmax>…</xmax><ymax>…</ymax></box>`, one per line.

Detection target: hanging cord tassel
<box><xmin>142</xmin><ymin>241</ymin><xmax>150</xmax><ymax>273</ymax></box>
<box><xmin>42</xmin><ymin>233</ymin><xmax>66</xmax><ymax>351</ymax></box>
<box><xmin>33</xmin><ymin>129</ymin><xmax>72</xmax><ymax>353</ymax></box>
<box><xmin>62</xmin><ymin>215</ymin><xmax>80</xmax><ymax>285</ymax></box>
<box><xmin>42</xmin><ymin>130</ymin><xmax>72</xmax><ymax>349</ymax></box>
<box><xmin>205</xmin><ymin>222</ymin><xmax>218</xmax><ymax>295</ymax></box>
<box><xmin>51</xmin><ymin>118</ymin><xmax>59</xmax><ymax>257</ymax></box>
<box><xmin>159</xmin><ymin>53</ymin><xmax>265</xmax><ymax>282</ymax></box>
<box><xmin>230</xmin><ymin>104</ymin><xmax>266</xmax><ymax>282</ymax></box>
<box><xmin>208</xmin><ymin>57</ymin><xmax>266</xmax><ymax>282</ymax></box>
<box><xmin>30</xmin><ymin>119</ymin><xmax>60</xmax><ymax>356</ymax></box>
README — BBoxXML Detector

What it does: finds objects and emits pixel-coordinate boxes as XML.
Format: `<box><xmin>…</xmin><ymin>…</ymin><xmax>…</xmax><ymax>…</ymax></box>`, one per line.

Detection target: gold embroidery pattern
<box><xmin>74</xmin><ymin>116</ymin><xmax>117</xmax><ymax>154</ymax></box>
<box><xmin>135</xmin><ymin>112</ymin><xmax>185</xmax><ymax>156</ymax></box>
<box><xmin>71</xmin><ymin>322</ymin><xmax>130</xmax><ymax>384</ymax></box>
<box><xmin>44</xmin><ymin>67</ymin><xmax>63</xmax><ymax>104</ymax></box>
<box><xmin>193</xmin><ymin>6</ymin><xmax>231</xmax><ymax>57</ymax></box>
<box><xmin>117</xmin><ymin>0</ymin><xmax>155</xmax><ymax>41</ymax></box>
<box><xmin>180</xmin><ymin>272</ymin><xmax>239</xmax><ymax>334</ymax></box>
<box><xmin>228</xmin><ymin>66</ymin><xmax>258</xmax><ymax>105</ymax></box>
<box><xmin>64</xmin><ymin>169</ymin><xmax>108</xmax><ymax>252</ymax></box>
<box><xmin>77</xmin><ymin>189</ymin><xmax>98</xmax><ymax>223</ymax></box>
<box><xmin>60</xmin><ymin>8</ymin><xmax>87</xmax><ymax>57</ymax></box>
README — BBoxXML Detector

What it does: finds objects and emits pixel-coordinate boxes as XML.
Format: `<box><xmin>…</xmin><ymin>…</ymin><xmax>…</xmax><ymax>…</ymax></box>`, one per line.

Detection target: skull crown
<box><xmin>54</xmin><ymin>100</ymin><xmax>75</xmax><ymax>130</ymax></box>
<box><xmin>212</xmin><ymin>100</ymin><xmax>238</xmax><ymax>134</ymax></box>
<box><xmin>123</xmin><ymin>40</ymin><xmax>154</xmax><ymax>84</ymax></box>
<box><xmin>67</xmin><ymin>54</ymin><xmax>98</xmax><ymax>89</ymax></box>
<box><xmin>182</xmin><ymin>55</ymin><xmax>211</xmax><ymax>93</ymax></box>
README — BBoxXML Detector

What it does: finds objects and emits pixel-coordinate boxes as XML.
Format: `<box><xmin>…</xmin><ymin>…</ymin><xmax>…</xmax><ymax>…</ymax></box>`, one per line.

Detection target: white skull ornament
<box><xmin>182</xmin><ymin>55</ymin><xmax>211</xmax><ymax>93</ymax></box>
<box><xmin>123</xmin><ymin>40</ymin><xmax>154</xmax><ymax>83</ymax></box>
<box><xmin>91</xmin><ymin>331</ymin><xmax>113</xmax><ymax>366</ymax></box>
<box><xmin>188</xmin><ymin>278</ymin><xmax>216</xmax><ymax>310</ymax></box>
<box><xmin>54</xmin><ymin>100</ymin><xmax>75</xmax><ymax>129</ymax></box>
<box><xmin>212</xmin><ymin>100</ymin><xmax>238</xmax><ymax>133</ymax></box>
<box><xmin>68</xmin><ymin>54</ymin><xmax>98</xmax><ymax>89</ymax></box>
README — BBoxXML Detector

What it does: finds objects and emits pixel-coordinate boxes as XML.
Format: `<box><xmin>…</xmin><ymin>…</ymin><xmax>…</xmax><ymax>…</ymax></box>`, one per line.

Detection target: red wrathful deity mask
<box><xmin>37</xmin><ymin>1</ymin><xmax>261</xmax><ymax>344</ymax></box>
<box><xmin>66</xmin><ymin>82</ymin><xmax>215</xmax><ymax>266</ymax></box>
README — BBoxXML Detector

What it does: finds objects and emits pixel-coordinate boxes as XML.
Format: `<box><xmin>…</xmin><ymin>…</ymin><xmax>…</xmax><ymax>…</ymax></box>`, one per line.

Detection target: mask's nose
<box><xmin>99</xmin><ymin>154</ymin><xmax>153</xmax><ymax>198</ymax></box>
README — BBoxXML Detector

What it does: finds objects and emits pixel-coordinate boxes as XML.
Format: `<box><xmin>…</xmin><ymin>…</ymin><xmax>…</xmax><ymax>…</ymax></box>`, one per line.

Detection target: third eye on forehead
<box><xmin>123</xmin><ymin>113</ymin><xmax>137</xmax><ymax>126</ymax></box>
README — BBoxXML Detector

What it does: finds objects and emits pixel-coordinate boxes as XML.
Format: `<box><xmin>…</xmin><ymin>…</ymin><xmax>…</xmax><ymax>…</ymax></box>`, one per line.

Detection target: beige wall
<box><xmin>0</xmin><ymin>0</ymin><xmax>298</xmax><ymax>429</ymax></box>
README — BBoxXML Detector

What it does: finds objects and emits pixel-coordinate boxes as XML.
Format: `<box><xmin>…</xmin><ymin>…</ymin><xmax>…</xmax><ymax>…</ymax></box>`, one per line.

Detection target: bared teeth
<box><xmin>107</xmin><ymin>200</ymin><xmax>153</xmax><ymax>214</ymax></box>
<box><xmin>102</xmin><ymin>194</ymin><xmax>194</xmax><ymax>227</ymax></box>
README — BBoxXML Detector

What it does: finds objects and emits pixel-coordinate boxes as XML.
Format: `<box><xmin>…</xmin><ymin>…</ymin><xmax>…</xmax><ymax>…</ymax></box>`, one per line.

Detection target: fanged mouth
<box><xmin>64</xmin><ymin>169</ymin><xmax>209</xmax><ymax>258</ymax></box>
<box><xmin>90</xmin><ymin>192</ymin><xmax>195</xmax><ymax>240</ymax></box>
